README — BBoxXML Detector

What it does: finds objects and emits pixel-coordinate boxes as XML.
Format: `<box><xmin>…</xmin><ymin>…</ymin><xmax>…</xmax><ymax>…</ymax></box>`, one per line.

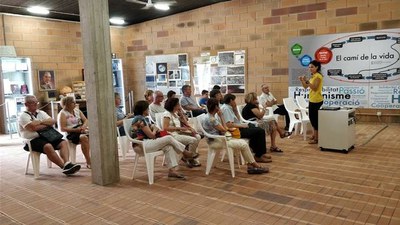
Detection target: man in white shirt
<box><xmin>149</xmin><ymin>90</ymin><xmax>166</xmax><ymax>121</ymax></box>
<box><xmin>258</xmin><ymin>84</ymin><xmax>290</xmax><ymax>130</ymax></box>
<box><xmin>19</xmin><ymin>95</ymin><xmax>81</xmax><ymax>175</ymax></box>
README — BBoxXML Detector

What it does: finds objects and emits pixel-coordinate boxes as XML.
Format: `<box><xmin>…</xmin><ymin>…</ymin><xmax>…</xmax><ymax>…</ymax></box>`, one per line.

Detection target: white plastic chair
<box><xmin>236</xmin><ymin>104</ymin><xmax>259</xmax><ymax>127</ymax></box>
<box><xmin>123</xmin><ymin>118</ymin><xmax>165</xmax><ymax>185</ymax></box>
<box><xmin>196</xmin><ymin>114</ymin><xmax>236</xmax><ymax>178</ymax></box>
<box><xmin>295</xmin><ymin>96</ymin><xmax>311</xmax><ymax>140</ymax></box>
<box><xmin>283</xmin><ymin>98</ymin><xmax>302</xmax><ymax>135</ymax></box>
<box><xmin>18</xmin><ymin>125</ymin><xmax>52</xmax><ymax>178</ymax></box>
<box><xmin>296</xmin><ymin>96</ymin><xmax>308</xmax><ymax>111</ymax></box>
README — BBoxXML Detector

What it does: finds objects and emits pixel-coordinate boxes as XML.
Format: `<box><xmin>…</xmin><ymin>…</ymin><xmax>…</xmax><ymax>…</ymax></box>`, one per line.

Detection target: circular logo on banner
<box><xmin>315</xmin><ymin>47</ymin><xmax>332</xmax><ymax>64</ymax></box>
<box><xmin>300</xmin><ymin>55</ymin><xmax>312</xmax><ymax>67</ymax></box>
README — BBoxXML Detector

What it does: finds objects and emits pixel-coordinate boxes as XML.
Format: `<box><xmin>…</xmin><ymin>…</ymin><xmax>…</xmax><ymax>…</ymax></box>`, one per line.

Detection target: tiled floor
<box><xmin>1</xmin><ymin>122</ymin><xmax>399</xmax><ymax>225</ymax></box>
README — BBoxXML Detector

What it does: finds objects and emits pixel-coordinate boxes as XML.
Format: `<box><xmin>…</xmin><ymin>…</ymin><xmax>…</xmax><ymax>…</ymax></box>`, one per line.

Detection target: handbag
<box><xmin>67</xmin><ymin>125</ymin><xmax>83</xmax><ymax>144</ymax></box>
<box><xmin>156</xmin><ymin>130</ymin><xmax>170</xmax><ymax>138</ymax></box>
<box><xmin>230</xmin><ymin>128</ymin><xmax>241</xmax><ymax>139</ymax></box>
<box><xmin>38</xmin><ymin>126</ymin><xmax>63</xmax><ymax>143</ymax></box>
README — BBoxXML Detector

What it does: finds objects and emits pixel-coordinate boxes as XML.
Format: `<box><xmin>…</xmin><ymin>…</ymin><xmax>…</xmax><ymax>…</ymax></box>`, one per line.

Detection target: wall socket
<box><xmin>377</xmin><ymin>111</ymin><xmax>382</xmax><ymax>117</ymax></box>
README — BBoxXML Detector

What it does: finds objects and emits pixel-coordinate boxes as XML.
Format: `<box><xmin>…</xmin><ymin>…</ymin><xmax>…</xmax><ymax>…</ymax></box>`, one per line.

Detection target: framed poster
<box><xmin>38</xmin><ymin>70</ymin><xmax>56</xmax><ymax>91</ymax></box>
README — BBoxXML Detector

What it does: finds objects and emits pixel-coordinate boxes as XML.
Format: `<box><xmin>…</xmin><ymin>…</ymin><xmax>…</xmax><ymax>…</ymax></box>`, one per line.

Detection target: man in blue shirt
<box><xmin>180</xmin><ymin>85</ymin><xmax>206</xmax><ymax>117</ymax></box>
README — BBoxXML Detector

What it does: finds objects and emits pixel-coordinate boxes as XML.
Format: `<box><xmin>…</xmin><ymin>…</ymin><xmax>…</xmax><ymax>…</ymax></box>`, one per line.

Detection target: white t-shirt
<box><xmin>19</xmin><ymin>110</ymin><xmax>51</xmax><ymax>139</ymax></box>
<box><xmin>149</xmin><ymin>103</ymin><xmax>165</xmax><ymax>121</ymax></box>
<box><xmin>259</xmin><ymin>92</ymin><xmax>278</xmax><ymax>111</ymax></box>
<box><xmin>162</xmin><ymin>111</ymin><xmax>181</xmax><ymax>134</ymax></box>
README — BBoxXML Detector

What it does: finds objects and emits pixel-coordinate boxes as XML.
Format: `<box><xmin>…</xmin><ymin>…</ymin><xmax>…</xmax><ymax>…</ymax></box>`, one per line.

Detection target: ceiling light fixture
<box><xmin>109</xmin><ymin>17</ymin><xmax>125</xmax><ymax>25</ymax></box>
<box><xmin>154</xmin><ymin>3</ymin><xmax>170</xmax><ymax>11</ymax></box>
<box><xmin>27</xmin><ymin>6</ymin><xmax>50</xmax><ymax>15</ymax></box>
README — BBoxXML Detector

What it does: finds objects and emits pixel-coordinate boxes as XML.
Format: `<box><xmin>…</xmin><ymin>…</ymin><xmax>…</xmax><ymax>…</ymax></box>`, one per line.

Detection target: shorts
<box><xmin>23</xmin><ymin>136</ymin><xmax>64</xmax><ymax>153</ymax></box>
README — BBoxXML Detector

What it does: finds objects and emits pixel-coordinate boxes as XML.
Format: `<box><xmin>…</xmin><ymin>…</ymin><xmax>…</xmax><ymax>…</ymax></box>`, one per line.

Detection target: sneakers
<box><xmin>62</xmin><ymin>162</ymin><xmax>81</xmax><ymax>175</ymax></box>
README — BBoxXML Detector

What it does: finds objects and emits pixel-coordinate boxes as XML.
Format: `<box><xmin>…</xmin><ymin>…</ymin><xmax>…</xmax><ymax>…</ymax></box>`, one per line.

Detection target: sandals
<box><xmin>270</xmin><ymin>147</ymin><xmax>283</xmax><ymax>153</ymax></box>
<box><xmin>254</xmin><ymin>156</ymin><xmax>272</xmax><ymax>163</ymax></box>
<box><xmin>86</xmin><ymin>164</ymin><xmax>91</xmax><ymax>169</ymax></box>
<box><xmin>280</xmin><ymin>131</ymin><xmax>291</xmax><ymax>138</ymax></box>
<box><xmin>308</xmin><ymin>139</ymin><xmax>318</xmax><ymax>144</ymax></box>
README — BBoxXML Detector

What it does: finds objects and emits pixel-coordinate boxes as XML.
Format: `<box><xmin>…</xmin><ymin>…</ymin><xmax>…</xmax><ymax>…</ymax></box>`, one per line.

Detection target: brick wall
<box><xmin>0</xmin><ymin>15</ymin><xmax>124</xmax><ymax>101</ymax></box>
<box><xmin>1</xmin><ymin>0</ymin><xmax>399</xmax><ymax>122</ymax></box>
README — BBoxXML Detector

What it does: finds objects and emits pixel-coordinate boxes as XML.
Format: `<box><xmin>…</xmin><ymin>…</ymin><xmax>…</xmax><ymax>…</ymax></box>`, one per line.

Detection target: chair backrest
<box><xmin>196</xmin><ymin>114</ymin><xmax>225</xmax><ymax>139</ymax></box>
<box><xmin>296</xmin><ymin>96</ymin><xmax>308</xmax><ymax>110</ymax></box>
<box><xmin>236</xmin><ymin>104</ymin><xmax>258</xmax><ymax>126</ymax></box>
<box><xmin>236</xmin><ymin>104</ymin><xmax>247</xmax><ymax>122</ymax></box>
<box><xmin>283</xmin><ymin>97</ymin><xmax>300</xmax><ymax>113</ymax></box>
<box><xmin>155</xmin><ymin>112</ymin><xmax>164</xmax><ymax>130</ymax></box>
<box><xmin>122</xmin><ymin>118</ymin><xmax>144</xmax><ymax>146</ymax></box>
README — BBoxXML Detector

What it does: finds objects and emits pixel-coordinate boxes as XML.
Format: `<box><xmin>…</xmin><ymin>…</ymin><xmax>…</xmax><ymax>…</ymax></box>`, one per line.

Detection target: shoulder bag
<box><xmin>38</xmin><ymin>126</ymin><xmax>64</xmax><ymax>143</ymax></box>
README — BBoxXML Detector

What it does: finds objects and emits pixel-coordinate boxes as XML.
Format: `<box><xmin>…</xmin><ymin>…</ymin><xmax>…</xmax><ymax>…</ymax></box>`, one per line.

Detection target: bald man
<box><xmin>259</xmin><ymin>84</ymin><xmax>290</xmax><ymax>130</ymax></box>
<box><xmin>149</xmin><ymin>91</ymin><xmax>165</xmax><ymax>121</ymax></box>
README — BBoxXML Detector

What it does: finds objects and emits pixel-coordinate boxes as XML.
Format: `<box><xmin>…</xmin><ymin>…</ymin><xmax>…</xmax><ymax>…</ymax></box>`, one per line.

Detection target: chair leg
<box><xmin>31</xmin><ymin>152</ymin><xmax>41</xmax><ymax>179</ymax></box>
<box><xmin>205</xmin><ymin>147</ymin><xmax>217</xmax><ymax>175</ymax></box>
<box><xmin>226</xmin><ymin>148</ymin><xmax>235</xmax><ymax>178</ymax></box>
<box><xmin>302</xmin><ymin>122</ymin><xmax>307</xmax><ymax>141</ymax></box>
<box><xmin>25</xmin><ymin>153</ymin><xmax>31</xmax><ymax>175</ymax></box>
<box><xmin>119</xmin><ymin>136</ymin><xmax>129</xmax><ymax>160</ymax></box>
<box><xmin>47</xmin><ymin>158</ymin><xmax>52</xmax><ymax>168</ymax></box>
<box><xmin>131</xmin><ymin>154</ymin><xmax>140</xmax><ymax>180</ymax></box>
<box><xmin>144</xmin><ymin>154</ymin><xmax>155</xmax><ymax>185</ymax></box>
<box><xmin>68</xmin><ymin>142</ymin><xmax>77</xmax><ymax>163</ymax></box>
<box><xmin>220</xmin><ymin>150</ymin><xmax>226</xmax><ymax>162</ymax></box>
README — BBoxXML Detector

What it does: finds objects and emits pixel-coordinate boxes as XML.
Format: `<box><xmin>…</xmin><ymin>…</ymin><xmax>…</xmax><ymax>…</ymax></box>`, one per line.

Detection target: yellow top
<box><xmin>309</xmin><ymin>72</ymin><xmax>323</xmax><ymax>103</ymax></box>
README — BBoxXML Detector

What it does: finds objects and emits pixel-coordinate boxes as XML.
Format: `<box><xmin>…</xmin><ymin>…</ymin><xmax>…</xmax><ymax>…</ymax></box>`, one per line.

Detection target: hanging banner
<box><xmin>289</xmin><ymin>28</ymin><xmax>400</xmax><ymax>109</ymax></box>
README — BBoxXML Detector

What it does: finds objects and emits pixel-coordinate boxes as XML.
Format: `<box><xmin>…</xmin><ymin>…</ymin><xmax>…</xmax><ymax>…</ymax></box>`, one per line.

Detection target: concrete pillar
<box><xmin>78</xmin><ymin>0</ymin><xmax>120</xmax><ymax>185</ymax></box>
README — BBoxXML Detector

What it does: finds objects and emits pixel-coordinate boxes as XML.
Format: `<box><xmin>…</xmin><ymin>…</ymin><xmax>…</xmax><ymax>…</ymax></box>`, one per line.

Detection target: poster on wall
<box><xmin>193</xmin><ymin>50</ymin><xmax>246</xmax><ymax>95</ymax></box>
<box><xmin>288</xmin><ymin>28</ymin><xmax>400</xmax><ymax>109</ymax></box>
<box><xmin>145</xmin><ymin>53</ymin><xmax>189</xmax><ymax>94</ymax></box>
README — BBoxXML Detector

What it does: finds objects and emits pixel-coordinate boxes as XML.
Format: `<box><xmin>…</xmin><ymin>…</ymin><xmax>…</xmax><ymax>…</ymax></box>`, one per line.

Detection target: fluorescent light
<box><xmin>154</xmin><ymin>3</ymin><xmax>170</xmax><ymax>11</ymax></box>
<box><xmin>109</xmin><ymin>17</ymin><xmax>125</xmax><ymax>25</ymax></box>
<box><xmin>27</xmin><ymin>6</ymin><xmax>50</xmax><ymax>15</ymax></box>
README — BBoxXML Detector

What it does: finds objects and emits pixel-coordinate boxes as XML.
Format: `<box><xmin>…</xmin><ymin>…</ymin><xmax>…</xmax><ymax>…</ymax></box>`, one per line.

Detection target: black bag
<box><xmin>67</xmin><ymin>125</ymin><xmax>82</xmax><ymax>144</ymax></box>
<box><xmin>38</xmin><ymin>127</ymin><xmax>63</xmax><ymax>143</ymax></box>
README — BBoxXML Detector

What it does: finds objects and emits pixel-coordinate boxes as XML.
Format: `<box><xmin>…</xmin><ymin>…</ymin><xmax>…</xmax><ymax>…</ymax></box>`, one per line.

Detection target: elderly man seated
<box><xmin>179</xmin><ymin>85</ymin><xmax>206</xmax><ymax>117</ymax></box>
<box><xmin>19</xmin><ymin>95</ymin><xmax>81</xmax><ymax>175</ymax></box>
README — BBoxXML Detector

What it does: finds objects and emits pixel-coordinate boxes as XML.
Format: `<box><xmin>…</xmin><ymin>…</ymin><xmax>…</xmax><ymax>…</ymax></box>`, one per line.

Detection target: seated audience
<box><xmin>242</xmin><ymin>92</ymin><xmax>290</xmax><ymax>153</ymax></box>
<box><xmin>259</xmin><ymin>84</ymin><xmax>290</xmax><ymax>130</ymax></box>
<box><xmin>19</xmin><ymin>95</ymin><xmax>81</xmax><ymax>175</ymax></box>
<box><xmin>130</xmin><ymin>100</ymin><xmax>195</xmax><ymax>180</ymax></box>
<box><xmin>149</xmin><ymin>90</ymin><xmax>166</xmax><ymax>121</ymax></box>
<box><xmin>58</xmin><ymin>96</ymin><xmax>91</xmax><ymax>168</ymax></box>
<box><xmin>115</xmin><ymin>92</ymin><xmax>133</xmax><ymax>136</ymax></box>
<box><xmin>220</xmin><ymin>94</ymin><xmax>271</xmax><ymax>163</ymax></box>
<box><xmin>202</xmin><ymin>98</ymin><xmax>268</xmax><ymax>174</ymax></box>
<box><xmin>198</xmin><ymin>90</ymin><xmax>209</xmax><ymax>107</ymax></box>
<box><xmin>180</xmin><ymin>85</ymin><xmax>206</xmax><ymax>117</ymax></box>
<box><xmin>163</xmin><ymin>98</ymin><xmax>201</xmax><ymax>167</ymax></box>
